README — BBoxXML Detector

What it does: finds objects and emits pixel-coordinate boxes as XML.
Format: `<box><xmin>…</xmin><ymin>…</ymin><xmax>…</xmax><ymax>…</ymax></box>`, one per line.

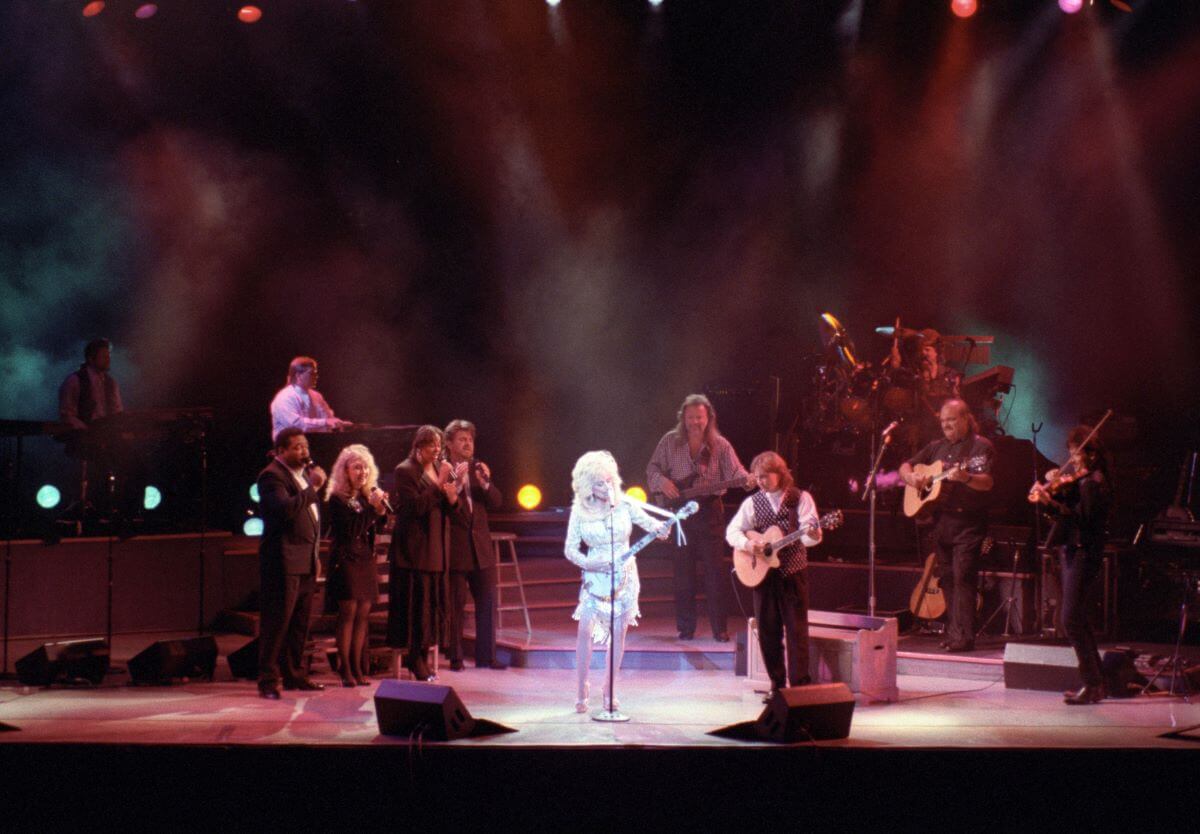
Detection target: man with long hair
<box><xmin>647</xmin><ymin>394</ymin><xmax>752</xmax><ymax>642</ymax></box>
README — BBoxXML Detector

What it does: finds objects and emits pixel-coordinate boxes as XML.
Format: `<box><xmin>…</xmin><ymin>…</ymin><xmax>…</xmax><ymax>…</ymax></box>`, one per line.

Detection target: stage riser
<box><xmin>0</xmin><ymin>534</ymin><xmax>252</xmax><ymax>639</ymax></box>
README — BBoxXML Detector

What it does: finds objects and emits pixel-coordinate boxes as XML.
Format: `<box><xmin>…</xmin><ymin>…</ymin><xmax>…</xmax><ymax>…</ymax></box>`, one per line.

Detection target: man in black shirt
<box><xmin>1031</xmin><ymin>426</ymin><xmax>1112</xmax><ymax>704</ymax></box>
<box><xmin>899</xmin><ymin>399</ymin><xmax>994</xmax><ymax>652</ymax></box>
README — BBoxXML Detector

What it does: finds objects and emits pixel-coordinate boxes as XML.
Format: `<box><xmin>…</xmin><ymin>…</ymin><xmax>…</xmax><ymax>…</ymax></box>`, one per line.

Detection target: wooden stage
<box><xmin>3</xmin><ymin>623</ymin><xmax>1200</xmax><ymax>829</ymax></box>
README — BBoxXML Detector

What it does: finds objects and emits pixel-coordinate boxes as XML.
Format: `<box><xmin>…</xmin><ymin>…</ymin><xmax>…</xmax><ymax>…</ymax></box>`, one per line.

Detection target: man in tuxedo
<box><xmin>256</xmin><ymin>427</ymin><xmax>327</xmax><ymax>698</ymax></box>
<box><xmin>443</xmin><ymin>420</ymin><xmax>506</xmax><ymax>671</ymax></box>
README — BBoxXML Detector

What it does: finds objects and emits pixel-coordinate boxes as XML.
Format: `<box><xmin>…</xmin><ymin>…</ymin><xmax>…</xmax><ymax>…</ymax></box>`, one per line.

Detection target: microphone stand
<box><xmin>593</xmin><ymin>495</ymin><xmax>629</xmax><ymax>722</ymax></box>
<box><xmin>861</xmin><ymin>429</ymin><xmax>895</xmax><ymax>617</ymax></box>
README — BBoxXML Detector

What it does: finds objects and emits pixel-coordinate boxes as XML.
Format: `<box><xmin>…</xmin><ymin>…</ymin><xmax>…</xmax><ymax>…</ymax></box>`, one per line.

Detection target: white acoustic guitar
<box><xmin>733</xmin><ymin>510</ymin><xmax>843</xmax><ymax>588</ymax></box>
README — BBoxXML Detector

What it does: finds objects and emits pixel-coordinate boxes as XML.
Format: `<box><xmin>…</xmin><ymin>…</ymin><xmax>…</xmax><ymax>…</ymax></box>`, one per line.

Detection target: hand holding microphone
<box><xmin>369</xmin><ymin>486</ymin><xmax>393</xmax><ymax>514</ymax></box>
<box><xmin>303</xmin><ymin>458</ymin><xmax>327</xmax><ymax>490</ymax></box>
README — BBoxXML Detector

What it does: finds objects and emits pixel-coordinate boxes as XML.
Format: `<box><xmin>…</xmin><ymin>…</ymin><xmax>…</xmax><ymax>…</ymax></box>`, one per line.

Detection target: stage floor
<box><xmin>3</xmin><ymin>631</ymin><xmax>1199</xmax><ymax>750</ymax></box>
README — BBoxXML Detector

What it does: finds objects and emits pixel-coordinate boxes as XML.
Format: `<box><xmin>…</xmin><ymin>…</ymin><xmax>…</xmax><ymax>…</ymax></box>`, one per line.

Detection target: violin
<box><xmin>1027</xmin><ymin>460</ymin><xmax>1089</xmax><ymax>504</ymax></box>
<box><xmin>1027</xmin><ymin>408</ymin><xmax>1112</xmax><ymax>505</ymax></box>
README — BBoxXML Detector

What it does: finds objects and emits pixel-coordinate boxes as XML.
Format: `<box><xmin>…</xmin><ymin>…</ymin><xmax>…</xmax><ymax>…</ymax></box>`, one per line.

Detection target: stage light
<box><xmin>134</xmin><ymin>3</ymin><xmax>158</xmax><ymax>19</ymax></box>
<box><xmin>143</xmin><ymin>485</ymin><xmax>163</xmax><ymax>511</ymax></box>
<box><xmin>1058</xmin><ymin>0</ymin><xmax>1082</xmax><ymax>12</ymax></box>
<box><xmin>517</xmin><ymin>484</ymin><xmax>542</xmax><ymax>511</ymax></box>
<box><xmin>950</xmin><ymin>0</ymin><xmax>977</xmax><ymax>19</ymax></box>
<box><xmin>626</xmin><ymin>486</ymin><xmax>648</xmax><ymax>503</ymax></box>
<box><xmin>249</xmin><ymin>483</ymin><xmax>260</xmax><ymax>503</ymax></box>
<box><xmin>82</xmin><ymin>1</ymin><xmax>105</xmax><ymax>17</ymax></box>
<box><xmin>237</xmin><ymin>5</ymin><xmax>262</xmax><ymax>23</ymax></box>
<box><xmin>243</xmin><ymin>517</ymin><xmax>264</xmax><ymax>536</ymax></box>
<box><xmin>36</xmin><ymin>485</ymin><xmax>62</xmax><ymax>510</ymax></box>
<box><xmin>546</xmin><ymin>0</ymin><xmax>561</xmax><ymax>7</ymax></box>
<box><xmin>649</xmin><ymin>0</ymin><xmax>664</xmax><ymax>7</ymax></box>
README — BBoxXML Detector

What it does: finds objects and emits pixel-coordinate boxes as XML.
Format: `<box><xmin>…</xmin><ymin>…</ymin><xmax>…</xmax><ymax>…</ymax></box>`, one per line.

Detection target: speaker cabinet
<box><xmin>374</xmin><ymin>680</ymin><xmax>476</xmax><ymax>740</ymax></box>
<box><xmin>15</xmin><ymin>638</ymin><xmax>109</xmax><ymax>686</ymax></box>
<box><xmin>755</xmin><ymin>683</ymin><xmax>855</xmax><ymax>742</ymax></box>
<box><xmin>1002</xmin><ymin>642</ymin><xmax>1081</xmax><ymax>691</ymax></box>
<box><xmin>129</xmin><ymin>636</ymin><xmax>218</xmax><ymax>685</ymax></box>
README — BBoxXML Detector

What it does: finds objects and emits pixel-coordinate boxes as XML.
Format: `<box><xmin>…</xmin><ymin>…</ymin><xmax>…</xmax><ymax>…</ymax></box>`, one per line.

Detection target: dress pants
<box><xmin>258</xmin><ymin>573</ymin><xmax>316</xmax><ymax>686</ymax></box>
<box><xmin>673</xmin><ymin>522</ymin><xmax>729</xmax><ymax>637</ymax></box>
<box><xmin>930</xmin><ymin>512</ymin><xmax>986</xmax><ymax>645</ymax></box>
<box><xmin>754</xmin><ymin>569</ymin><xmax>811</xmax><ymax>690</ymax></box>
<box><xmin>449</xmin><ymin>565</ymin><xmax>499</xmax><ymax>666</ymax></box>
<box><xmin>1060</xmin><ymin>546</ymin><xmax>1104</xmax><ymax>687</ymax></box>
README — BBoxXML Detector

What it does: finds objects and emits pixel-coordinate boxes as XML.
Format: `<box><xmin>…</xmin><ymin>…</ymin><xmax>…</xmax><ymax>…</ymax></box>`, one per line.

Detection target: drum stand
<box><xmin>1140</xmin><ymin>571</ymin><xmax>1198</xmax><ymax>702</ymax></box>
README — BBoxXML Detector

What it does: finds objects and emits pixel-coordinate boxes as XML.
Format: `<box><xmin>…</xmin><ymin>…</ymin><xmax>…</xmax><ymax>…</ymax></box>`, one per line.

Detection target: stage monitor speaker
<box><xmin>374</xmin><ymin>679</ymin><xmax>477</xmax><ymax>740</ymax></box>
<box><xmin>15</xmin><ymin>638</ymin><xmax>109</xmax><ymax>687</ymax></box>
<box><xmin>129</xmin><ymin>636</ymin><xmax>218</xmax><ymax>685</ymax></box>
<box><xmin>227</xmin><ymin>638</ymin><xmax>259</xmax><ymax>680</ymax></box>
<box><xmin>1003</xmin><ymin>642</ymin><xmax>1081</xmax><ymax>691</ymax></box>
<box><xmin>755</xmin><ymin>683</ymin><xmax>855</xmax><ymax>742</ymax></box>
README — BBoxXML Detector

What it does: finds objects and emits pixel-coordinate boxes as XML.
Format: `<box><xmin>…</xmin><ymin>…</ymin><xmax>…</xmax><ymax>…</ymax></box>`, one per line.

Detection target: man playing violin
<box><xmin>899</xmin><ymin>399</ymin><xmax>994</xmax><ymax>652</ymax></box>
<box><xmin>1030</xmin><ymin>426</ymin><xmax>1112</xmax><ymax>704</ymax></box>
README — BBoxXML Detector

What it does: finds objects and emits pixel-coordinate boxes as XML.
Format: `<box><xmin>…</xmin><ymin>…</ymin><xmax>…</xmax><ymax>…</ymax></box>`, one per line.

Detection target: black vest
<box><xmin>75</xmin><ymin>365</ymin><xmax>118</xmax><ymax>424</ymax></box>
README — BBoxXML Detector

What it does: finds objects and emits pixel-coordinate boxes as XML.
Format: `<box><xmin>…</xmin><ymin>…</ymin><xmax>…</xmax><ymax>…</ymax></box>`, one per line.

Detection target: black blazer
<box><xmin>257</xmin><ymin>457</ymin><xmax>321</xmax><ymax>578</ymax></box>
<box><xmin>389</xmin><ymin>457</ymin><xmax>451</xmax><ymax>573</ymax></box>
<box><xmin>446</xmin><ymin>468</ymin><xmax>503</xmax><ymax>572</ymax></box>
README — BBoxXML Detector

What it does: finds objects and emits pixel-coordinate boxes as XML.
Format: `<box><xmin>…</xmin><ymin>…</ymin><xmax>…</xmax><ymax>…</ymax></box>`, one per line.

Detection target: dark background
<box><xmin>2</xmin><ymin>0</ymin><xmax>1199</xmax><ymax>530</ymax></box>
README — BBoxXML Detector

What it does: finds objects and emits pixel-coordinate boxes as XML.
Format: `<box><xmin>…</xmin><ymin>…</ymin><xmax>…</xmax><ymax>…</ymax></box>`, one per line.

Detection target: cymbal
<box><xmin>874</xmin><ymin>326</ymin><xmax>924</xmax><ymax>339</ymax></box>
<box><xmin>819</xmin><ymin>312</ymin><xmax>859</xmax><ymax>368</ymax></box>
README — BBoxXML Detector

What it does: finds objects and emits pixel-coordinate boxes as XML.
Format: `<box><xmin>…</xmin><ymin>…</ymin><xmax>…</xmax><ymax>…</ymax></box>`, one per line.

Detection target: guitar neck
<box><xmin>767</xmin><ymin>522</ymin><xmax>818</xmax><ymax>553</ymax></box>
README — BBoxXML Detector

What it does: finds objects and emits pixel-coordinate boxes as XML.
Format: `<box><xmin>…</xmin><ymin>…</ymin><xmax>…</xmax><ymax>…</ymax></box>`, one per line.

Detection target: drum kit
<box><xmin>806</xmin><ymin>312</ymin><xmax>929</xmax><ymax>440</ymax></box>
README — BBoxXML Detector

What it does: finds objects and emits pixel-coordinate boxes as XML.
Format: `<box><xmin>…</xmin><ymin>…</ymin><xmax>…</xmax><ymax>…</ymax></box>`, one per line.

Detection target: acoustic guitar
<box><xmin>732</xmin><ymin>510</ymin><xmax>844</xmax><ymax>588</ymax></box>
<box><xmin>908</xmin><ymin>537</ymin><xmax>992</xmax><ymax>620</ymax></box>
<box><xmin>902</xmin><ymin>455</ymin><xmax>989</xmax><ymax>519</ymax></box>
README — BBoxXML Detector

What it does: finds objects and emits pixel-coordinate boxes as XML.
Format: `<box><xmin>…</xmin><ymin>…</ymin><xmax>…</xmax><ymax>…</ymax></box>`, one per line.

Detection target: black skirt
<box><xmin>327</xmin><ymin>556</ymin><xmax>379</xmax><ymax>604</ymax></box>
<box><xmin>386</xmin><ymin>568</ymin><xmax>448</xmax><ymax>650</ymax></box>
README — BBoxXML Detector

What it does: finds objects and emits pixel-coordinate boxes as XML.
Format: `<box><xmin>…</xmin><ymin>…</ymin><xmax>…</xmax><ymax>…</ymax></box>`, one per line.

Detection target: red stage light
<box><xmin>237</xmin><ymin>5</ymin><xmax>263</xmax><ymax>24</ymax></box>
<box><xmin>81</xmin><ymin>1</ymin><xmax>105</xmax><ymax>17</ymax></box>
<box><xmin>950</xmin><ymin>0</ymin><xmax>978</xmax><ymax>19</ymax></box>
<box><xmin>1059</xmin><ymin>0</ymin><xmax>1083</xmax><ymax>13</ymax></box>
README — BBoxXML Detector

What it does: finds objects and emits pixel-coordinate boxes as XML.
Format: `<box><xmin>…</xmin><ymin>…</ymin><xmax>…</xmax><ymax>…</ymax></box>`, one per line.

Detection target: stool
<box><xmin>492</xmin><ymin>532</ymin><xmax>532</xmax><ymax>638</ymax></box>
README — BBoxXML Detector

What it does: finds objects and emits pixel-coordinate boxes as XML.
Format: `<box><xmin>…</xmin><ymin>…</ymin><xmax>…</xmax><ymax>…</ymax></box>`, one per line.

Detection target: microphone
<box><xmin>880</xmin><ymin>420</ymin><xmax>901</xmax><ymax>438</ymax></box>
<box><xmin>604</xmin><ymin>481</ymin><xmax>620</xmax><ymax>508</ymax></box>
<box><xmin>370</xmin><ymin>486</ymin><xmax>394</xmax><ymax>514</ymax></box>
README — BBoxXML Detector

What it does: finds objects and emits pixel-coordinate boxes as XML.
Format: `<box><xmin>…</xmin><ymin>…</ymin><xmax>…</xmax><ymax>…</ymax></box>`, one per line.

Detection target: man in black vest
<box><xmin>256</xmin><ymin>427</ymin><xmax>327</xmax><ymax>698</ymax></box>
<box><xmin>443</xmin><ymin>419</ymin><xmax>506</xmax><ymax>671</ymax></box>
<box><xmin>59</xmin><ymin>338</ymin><xmax>124</xmax><ymax>430</ymax></box>
<box><xmin>57</xmin><ymin>338</ymin><xmax>142</xmax><ymax>525</ymax></box>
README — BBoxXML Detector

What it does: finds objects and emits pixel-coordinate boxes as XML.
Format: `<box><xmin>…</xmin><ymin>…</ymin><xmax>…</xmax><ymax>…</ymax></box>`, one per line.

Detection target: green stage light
<box><xmin>143</xmin><ymin>485</ymin><xmax>162</xmax><ymax>510</ymax></box>
<box><xmin>249</xmin><ymin>483</ymin><xmax>260</xmax><ymax>503</ymax></box>
<box><xmin>36</xmin><ymin>485</ymin><xmax>62</xmax><ymax>509</ymax></box>
<box><xmin>243</xmin><ymin>517</ymin><xmax>264</xmax><ymax>536</ymax></box>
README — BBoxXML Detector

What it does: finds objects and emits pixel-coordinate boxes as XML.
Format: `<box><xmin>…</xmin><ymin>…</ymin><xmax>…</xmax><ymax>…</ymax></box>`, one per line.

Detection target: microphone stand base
<box><xmin>591</xmin><ymin>709</ymin><xmax>630</xmax><ymax>723</ymax></box>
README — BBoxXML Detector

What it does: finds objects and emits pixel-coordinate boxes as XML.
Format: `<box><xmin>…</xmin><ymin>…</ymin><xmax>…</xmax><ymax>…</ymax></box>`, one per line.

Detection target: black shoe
<box><xmin>408</xmin><ymin>659</ymin><xmax>434</xmax><ymax>681</ymax></box>
<box><xmin>714</xmin><ymin>632</ymin><xmax>730</xmax><ymax>643</ymax></box>
<box><xmin>1064</xmin><ymin>684</ymin><xmax>1107</xmax><ymax>705</ymax></box>
<box><xmin>792</xmin><ymin>676</ymin><xmax>813</xmax><ymax>687</ymax></box>
<box><xmin>484</xmin><ymin>661</ymin><xmax>508</xmax><ymax>670</ymax></box>
<box><xmin>678</xmin><ymin>631</ymin><xmax>694</xmax><ymax>641</ymax></box>
<box><xmin>283</xmin><ymin>678</ymin><xmax>325</xmax><ymax>691</ymax></box>
<box><xmin>449</xmin><ymin>659</ymin><xmax>465</xmax><ymax>672</ymax></box>
<box><xmin>945</xmin><ymin>641</ymin><xmax>975</xmax><ymax>653</ymax></box>
<box><xmin>258</xmin><ymin>684</ymin><xmax>281</xmax><ymax>700</ymax></box>
<box><xmin>762</xmin><ymin>689</ymin><xmax>780</xmax><ymax>704</ymax></box>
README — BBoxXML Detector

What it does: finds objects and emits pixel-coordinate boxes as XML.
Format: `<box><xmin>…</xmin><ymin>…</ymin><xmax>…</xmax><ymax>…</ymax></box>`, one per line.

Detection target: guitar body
<box><xmin>732</xmin><ymin>527</ymin><xmax>784</xmax><ymax>588</ymax></box>
<box><xmin>903</xmin><ymin>461</ymin><xmax>945</xmax><ymax>518</ymax></box>
<box><xmin>732</xmin><ymin>510</ymin><xmax>844</xmax><ymax>588</ymax></box>
<box><xmin>909</xmin><ymin>552</ymin><xmax>946</xmax><ymax>619</ymax></box>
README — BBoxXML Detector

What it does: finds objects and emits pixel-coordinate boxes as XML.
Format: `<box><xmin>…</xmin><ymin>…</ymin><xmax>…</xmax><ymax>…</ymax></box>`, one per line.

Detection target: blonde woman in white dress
<box><xmin>565</xmin><ymin>451</ymin><xmax>669</xmax><ymax>713</ymax></box>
